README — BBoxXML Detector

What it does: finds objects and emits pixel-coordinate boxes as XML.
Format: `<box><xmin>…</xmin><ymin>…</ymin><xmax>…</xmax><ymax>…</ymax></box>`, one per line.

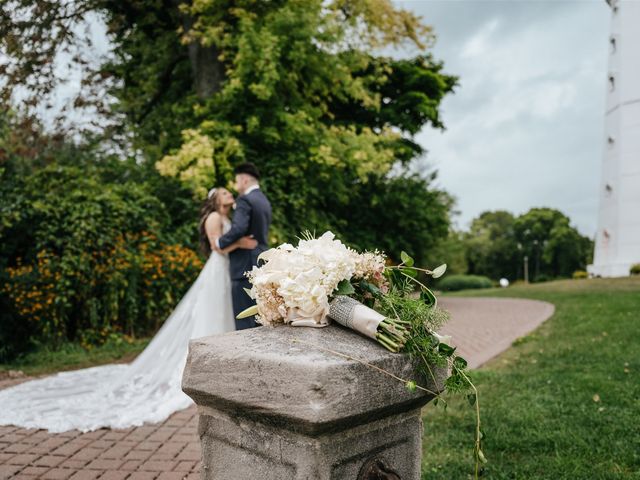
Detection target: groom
<box><xmin>217</xmin><ymin>162</ymin><xmax>272</xmax><ymax>330</ymax></box>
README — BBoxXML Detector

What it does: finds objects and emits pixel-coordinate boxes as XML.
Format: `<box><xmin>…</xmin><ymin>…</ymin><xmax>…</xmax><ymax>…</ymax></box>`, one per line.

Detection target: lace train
<box><xmin>0</xmin><ymin>251</ymin><xmax>235</xmax><ymax>432</ymax></box>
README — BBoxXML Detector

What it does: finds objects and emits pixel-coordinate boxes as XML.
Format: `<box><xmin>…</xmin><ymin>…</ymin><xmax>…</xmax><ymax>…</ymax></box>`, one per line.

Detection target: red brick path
<box><xmin>439</xmin><ymin>297</ymin><xmax>554</xmax><ymax>368</ymax></box>
<box><xmin>0</xmin><ymin>405</ymin><xmax>200</xmax><ymax>480</ymax></box>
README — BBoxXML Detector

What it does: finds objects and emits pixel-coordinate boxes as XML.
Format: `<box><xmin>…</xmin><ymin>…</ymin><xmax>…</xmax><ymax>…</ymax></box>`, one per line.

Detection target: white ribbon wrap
<box><xmin>327</xmin><ymin>295</ymin><xmax>385</xmax><ymax>340</ymax></box>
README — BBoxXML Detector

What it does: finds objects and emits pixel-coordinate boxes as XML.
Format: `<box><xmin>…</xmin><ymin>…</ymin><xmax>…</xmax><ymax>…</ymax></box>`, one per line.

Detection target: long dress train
<box><xmin>0</xmin><ymin>225</ymin><xmax>234</xmax><ymax>433</ymax></box>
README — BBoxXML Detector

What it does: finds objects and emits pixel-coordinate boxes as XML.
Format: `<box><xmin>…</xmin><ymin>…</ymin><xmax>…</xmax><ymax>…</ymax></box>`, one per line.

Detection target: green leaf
<box><xmin>236</xmin><ymin>305</ymin><xmax>259</xmax><ymax>319</ymax></box>
<box><xmin>334</xmin><ymin>279</ymin><xmax>355</xmax><ymax>296</ymax></box>
<box><xmin>432</xmin><ymin>263</ymin><xmax>447</xmax><ymax>279</ymax></box>
<box><xmin>454</xmin><ymin>356</ymin><xmax>468</xmax><ymax>370</ymax></box>
<box><xmin>438</xmin><ymin>342</ymin><xmax>456</xmax><ymax>357</ymax></box>
<box><xmin>467</xmin><ymin>393</ymin><xmax>477</xmax><ymax>406</ymax></box>
<box><xmin>420</xmin><ymin>287</ymin><xmax>437</xmax><ymax>307</ymax></box>
<box><xmin>405</xmin><ymin>380</ymin><xmax>417</xmax><ymax>393</ymax></box>
<box><xmin>400</xmin><ymin>251</ymin><xmax>414</xmax><ymax>267</ymax></box>
<box><xmin>360</xmin><ymin>280</ymin><xmax>381</xmax><ymax>296</ymax></box>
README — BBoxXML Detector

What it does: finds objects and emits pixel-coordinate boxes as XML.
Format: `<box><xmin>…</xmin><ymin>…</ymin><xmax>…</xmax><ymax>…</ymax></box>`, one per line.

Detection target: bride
<box><xmin>0</xmin><ymin>187</ymin><xmax>256</xmax><ymax>433</ymax></box>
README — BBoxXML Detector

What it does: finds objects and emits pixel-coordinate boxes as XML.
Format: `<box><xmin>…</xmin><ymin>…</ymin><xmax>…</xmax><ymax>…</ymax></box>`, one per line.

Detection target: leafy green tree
<box><xmin>459</xmin><ymin>208</ymin><xmax>592</xmax><ymax>281</ymax></box>
<box><xmin>1</xmin><ymin>0</ymin><xmax>457</xmax><ymax>251</ymax></box>
<box><xmin>514</xmin><ymin>208</ymin><xmax>593</xmax><ymax>279</ymax></box>
<box><xmin>0</xmin><ymin>109</ymin><xmax>70</xmax><ymax>176</ymax></box>
<box><xmin>464</xmin><ymin>211</ymin><xmax>519</xmax><ymax>280</ymax></box>
<box><xmin>1</xmin><ymin>2</ymin><xmax>459</xmax><ymax>358</ymax></box>
<box><xmin>425</xmin><ymin>229</ymin><xmax>468</xmax><ymax>275</ymax></box>
<box><xmin>329</xmin><ymin>171</ymin><xmax>452</xmax><ymax>266</ymax></box>
<box><xmin>0</xmin><ymin>113</ymin><xmax>202</xmax><ymax>360</ymax></box>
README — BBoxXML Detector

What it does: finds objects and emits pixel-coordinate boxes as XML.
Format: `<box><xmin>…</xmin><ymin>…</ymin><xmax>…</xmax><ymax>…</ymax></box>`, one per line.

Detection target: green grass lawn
<box><xmin>422</xmin><ymin>277</ymin><xmax>640</xmax><ymax>479</ymax></box>
<box><xmin>0</xmin><ymin>337</ymin><xmax>149</xmax><ymax>377</ymax></box>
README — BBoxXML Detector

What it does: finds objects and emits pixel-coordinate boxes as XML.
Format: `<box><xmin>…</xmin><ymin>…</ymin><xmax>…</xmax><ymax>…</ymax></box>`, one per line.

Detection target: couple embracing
<box><xmin>200</xmin><ymin>161</ymin><xmax>272</xmax><ymax>331</ymax></box>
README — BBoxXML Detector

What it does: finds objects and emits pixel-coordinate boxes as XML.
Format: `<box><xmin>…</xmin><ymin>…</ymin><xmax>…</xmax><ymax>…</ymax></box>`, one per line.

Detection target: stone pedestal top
<box><xmin>182</xmin><ymin>324</ymin><xmax>447</xmax><ymax>436</ymax></box>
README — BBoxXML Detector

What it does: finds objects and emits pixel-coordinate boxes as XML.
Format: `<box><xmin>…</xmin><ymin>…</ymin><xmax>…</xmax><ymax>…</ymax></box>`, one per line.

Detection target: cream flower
<box><xmin>247</xmin><ymin>231</ymin><xmax>357</xmax><ymax>327</ymax></box>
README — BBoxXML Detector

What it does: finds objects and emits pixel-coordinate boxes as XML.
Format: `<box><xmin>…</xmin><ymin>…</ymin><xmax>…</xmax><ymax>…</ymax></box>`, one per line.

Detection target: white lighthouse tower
<box><xmin>589</xmin><ymin>0</ymin><xmax>640</xmax><ymax>277</ymax></box>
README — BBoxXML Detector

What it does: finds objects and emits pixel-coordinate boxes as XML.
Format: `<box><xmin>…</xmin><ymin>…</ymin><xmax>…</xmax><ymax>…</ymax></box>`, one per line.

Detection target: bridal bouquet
<box><xmin>239</xmin><ymin>231</ymin><xmax>465</xmax><ymax>384</ymax></box>
<box><xmin>239</xmin><ymin>231</ymin><xmax>485</xmax><ymax>475</ymax></box>
<box><xmin>242</xmin><ymin>232</ymin><xmax>410</xmax><ymax>350</ymax></box>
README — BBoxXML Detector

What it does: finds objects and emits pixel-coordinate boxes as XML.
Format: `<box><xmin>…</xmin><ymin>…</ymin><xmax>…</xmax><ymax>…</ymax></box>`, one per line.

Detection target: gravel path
<box><xmin>0</xmin><ymin>296</ymin><xmax>554</xmax><ymax>479</ymax></box>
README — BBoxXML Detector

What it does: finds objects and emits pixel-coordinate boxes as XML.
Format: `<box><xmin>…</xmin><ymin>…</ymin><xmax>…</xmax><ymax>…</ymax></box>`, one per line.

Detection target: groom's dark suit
<box><xmin>218</xmin><ymin>187</ymin><xmax>271</xmax><ymax>330</ymax></box>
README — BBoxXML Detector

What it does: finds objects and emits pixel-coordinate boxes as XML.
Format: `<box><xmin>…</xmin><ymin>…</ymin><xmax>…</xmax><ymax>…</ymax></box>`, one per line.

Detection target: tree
<box><xmin>425</xmin><ymin>229</ymin><xmax>468</xmax><ymax>276</ymax></box>
<box><xmin>330</xmin><ymin>171</ymin><xmax>452</xmax><ymax>266</ymax></box>
<box><xmin>514</xmin><ymin>208</ymin><xmax>592</xmax><ymax>279</ymax></box>
<box><xmin>544</xmin><ymin>222</ymin><xmax>593</xmax><ymax>277</ymax></box>
<box><xmin>1</xmin><ymin>0</ymin><xmax>457</xmax><ymax>252</ymax></box>
<box><xmin>460</xmin><ymin>208</ymin><xmax>593</xmax><ymax>281</ymax></box>
<box><xmin>0</xmin><ymin>109</ymin><xmax>70</xmax><ymax>176</ymax></box>
<box><xmin>0</xmin><ymin>123</ymin><xmax>203</xmax><ymax>359</ymax></box>
<box><xmin>464</xmin><ymin>211</ymin><xmax>519</xmax><ymax>280</ymax></box>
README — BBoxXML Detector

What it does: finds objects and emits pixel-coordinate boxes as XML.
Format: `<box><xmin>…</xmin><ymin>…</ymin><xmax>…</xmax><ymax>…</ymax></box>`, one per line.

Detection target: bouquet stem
<box><xmin>328</xmin><ymin>296</ymin><xmax>411</xmax><ymax>353</ymax></box>
<box><xmin>377</xmin><ymin>318</ymin><xmax>410</xmax><ymax>353</ymax></box>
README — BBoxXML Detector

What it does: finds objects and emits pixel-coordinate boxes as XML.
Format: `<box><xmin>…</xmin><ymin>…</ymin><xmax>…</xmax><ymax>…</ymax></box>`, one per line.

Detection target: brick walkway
<box><xmin>0</xmin><ymin>297</ymin><xmax>554</xmax><ymax>479</ymax></box>
<box><xmin>0</xmin><ymin>407</ymin><xmax>200</xmax><ymax>480</ymax></box>
<box><xmin>439</xmin><ymin>297</ymin><xmax>555</xmax><ymax>368</ymax></box>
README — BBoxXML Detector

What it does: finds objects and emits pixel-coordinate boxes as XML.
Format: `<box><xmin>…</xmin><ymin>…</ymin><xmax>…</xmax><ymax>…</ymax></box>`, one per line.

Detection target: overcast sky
<box><xmin>396</xmin><ymin>0</ymin><xmax>611</xmax><ymax>236</ymax></box>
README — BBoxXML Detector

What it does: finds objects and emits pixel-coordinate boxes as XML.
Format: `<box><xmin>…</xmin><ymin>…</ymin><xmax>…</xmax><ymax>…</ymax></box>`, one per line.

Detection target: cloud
<box><xmin>461</xmin><ymin>18</ymin><xmax>500</xmax><ymax>58</ymax></box>
<box><xmin>397</xmin><ymin>0</ymin><xmax>610</xmax><ymax>236</ymax></box>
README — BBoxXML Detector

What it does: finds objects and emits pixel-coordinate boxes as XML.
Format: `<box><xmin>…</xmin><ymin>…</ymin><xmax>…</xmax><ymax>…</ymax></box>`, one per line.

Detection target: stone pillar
<box><xmin>182</xmin><ymin>324</ymin><xmax>447</xmax><ymax>480</ymax></box>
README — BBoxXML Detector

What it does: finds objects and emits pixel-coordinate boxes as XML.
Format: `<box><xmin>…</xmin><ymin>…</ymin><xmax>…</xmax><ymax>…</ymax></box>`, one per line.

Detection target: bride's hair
<box><xmin>199</xmin><ymin>188</ymin><xmax>223</xmax><ymax>256</ymax></box>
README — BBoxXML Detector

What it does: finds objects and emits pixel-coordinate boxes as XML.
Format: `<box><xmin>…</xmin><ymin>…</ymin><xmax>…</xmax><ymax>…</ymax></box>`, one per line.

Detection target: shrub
<box><xmin>437</xmin><ymin>274</ymin><xmax>493</xmax><ymax>292</ymax></box>
<box><xmin>572</xmin><ymin>270</ymin><xmax>588</xmax><ymax>279</ymax></box>
<box><xmin>0</xmin><ymin>166</ymin><xmax>202</xmax><ymax>360</ymax></box>
<box><xmin>630</xmin><ymin>264</ymin><xmax>640</xmax><ymax>276</ymax></box>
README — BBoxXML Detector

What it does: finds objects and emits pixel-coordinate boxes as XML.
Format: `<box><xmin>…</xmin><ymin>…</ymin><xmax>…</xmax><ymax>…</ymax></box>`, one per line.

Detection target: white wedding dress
<box><xmin>0</xmin><ymin>220</ymin><xmax>235</xmax><ymax>433</ymax></box>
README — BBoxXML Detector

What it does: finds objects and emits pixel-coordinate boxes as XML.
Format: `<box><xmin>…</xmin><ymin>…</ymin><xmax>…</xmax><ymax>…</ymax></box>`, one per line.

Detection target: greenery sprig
<box><xmin>347</xmin><ymin>251</ymin><xmax>486</xmax><ymax>478</ymax></box>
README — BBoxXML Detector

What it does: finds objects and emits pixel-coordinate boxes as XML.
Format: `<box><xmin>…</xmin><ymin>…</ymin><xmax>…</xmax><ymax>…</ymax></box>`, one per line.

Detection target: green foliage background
<box><xmin>430</xmin><ymin>208</ymin><xmax>594</xmax><ymax>284</ymax></box>
<box><xmin>437</xmin><ymin>274</ymin><xmax>493</xmax><ymax>292</ymax></box>
<box><xmin>0</xmin><ymin>132</ymin><xmax>203</xmax><ymax>359</ymax></box>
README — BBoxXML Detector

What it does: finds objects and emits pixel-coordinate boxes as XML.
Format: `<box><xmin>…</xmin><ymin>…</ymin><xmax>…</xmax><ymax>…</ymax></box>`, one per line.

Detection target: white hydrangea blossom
<box><xmin>247</xmin><ymin>232</ymin><xmax>357</xmax><ymax>326</ymax></box>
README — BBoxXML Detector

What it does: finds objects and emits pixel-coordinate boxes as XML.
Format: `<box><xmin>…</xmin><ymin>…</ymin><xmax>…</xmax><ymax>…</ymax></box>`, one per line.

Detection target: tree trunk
<box><xmin>188</xmin><ymin>41</ymin><xmax>225</xmax><ymax>99</ymax></box>
<box><xmin>180</xmin><ymin>10</ymin><xmax>225</xmax><ymax>99</ymax></box>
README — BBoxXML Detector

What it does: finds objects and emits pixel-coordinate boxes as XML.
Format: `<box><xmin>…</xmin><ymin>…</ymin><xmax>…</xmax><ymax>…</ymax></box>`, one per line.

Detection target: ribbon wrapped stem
<box><xmin>328</xmin><ymin>296</ymin><xmax>410</xmax><ymax>353</ymax></box>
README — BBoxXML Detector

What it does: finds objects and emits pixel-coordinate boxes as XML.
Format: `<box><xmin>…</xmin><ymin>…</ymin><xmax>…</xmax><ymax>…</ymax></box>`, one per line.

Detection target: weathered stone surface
<box><xmin>197</xmin><ymin>406</ymin><xmax>423</xmax><ymax>480</ymax></box>
<box><xmin>182</xmin><ymin>323</ymin><xmax>448</xmax><ymax>480</ymax></box>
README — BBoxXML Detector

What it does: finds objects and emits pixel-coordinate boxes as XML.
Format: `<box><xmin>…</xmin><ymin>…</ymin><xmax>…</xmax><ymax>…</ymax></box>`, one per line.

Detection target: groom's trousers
<box><xmin>232</xmin><ymin>278</ymin><xmax>259</xmax><ymax>330</ymax></box>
